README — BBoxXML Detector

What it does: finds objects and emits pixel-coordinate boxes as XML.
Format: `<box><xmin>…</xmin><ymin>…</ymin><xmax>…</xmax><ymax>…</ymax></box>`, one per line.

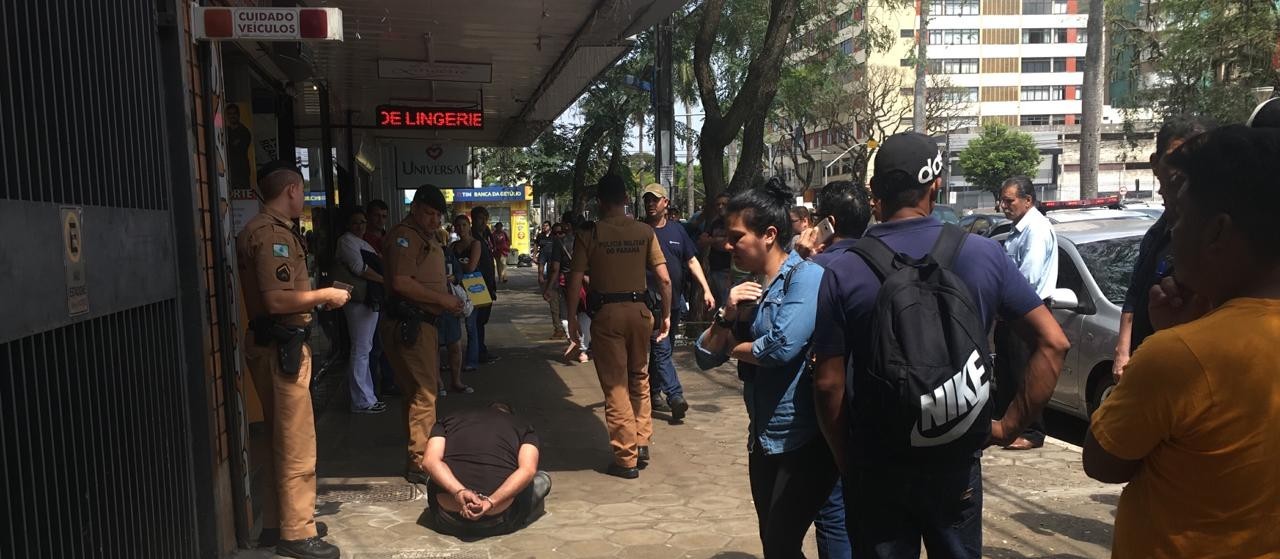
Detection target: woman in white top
<box><xmin>337</xmin><ymin>210</ymin><xmax>386</xmax><ymax>414</ymax></box>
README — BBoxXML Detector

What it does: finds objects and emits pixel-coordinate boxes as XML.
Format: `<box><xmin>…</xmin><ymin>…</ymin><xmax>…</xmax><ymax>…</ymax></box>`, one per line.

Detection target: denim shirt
<box><xmin>1004</xmin><ymin>206</ymin><xmax>1058</xmax><ymax>299</ymax></box>
<box><xmin>695</xmin><ymin>251</ymin><xmax>825</xmax><ymax>455</ymax></box>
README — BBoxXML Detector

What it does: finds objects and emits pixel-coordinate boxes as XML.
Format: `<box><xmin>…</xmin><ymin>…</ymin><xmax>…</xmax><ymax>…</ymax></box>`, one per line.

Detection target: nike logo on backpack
<box><xmin>911</xmin><ymin>350</ymin><xmax>990</xmax><ymax>447</ymax></box>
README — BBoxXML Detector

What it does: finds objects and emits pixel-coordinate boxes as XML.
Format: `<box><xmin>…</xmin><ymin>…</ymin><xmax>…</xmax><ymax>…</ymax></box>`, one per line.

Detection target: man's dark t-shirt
<box><xmin>647</xmin><ymin>220</ymin><xmax>697</xmax><ymax>296</ymax></box>
<box><xmin>1122</xmin><ymin>215</ymin><xmax>1172</xmax><ymax>353</ymax></box>
<box><xmin>472</xmin><ymin>225</ymin><xmax>498</xmax><ymax>297</ymax></box>
<box><xmin>707</xmin><ymin>217</ymin><xmax>731</xmax><ymax>272</ymax></box>
<box><xmin>429</xmin><ymin>408</ymin><xmax>540</xmax><ymax>496</ymax></box>
<box><xmin>813</xmin><ymin>217</ymin><xmax>1043</xmax><ymax>469</ymax></box>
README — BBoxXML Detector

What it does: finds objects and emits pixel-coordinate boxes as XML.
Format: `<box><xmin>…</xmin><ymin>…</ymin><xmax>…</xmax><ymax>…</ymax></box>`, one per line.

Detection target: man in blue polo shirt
<box><xmin>643</xmin><ymin>183</ymin><xmax>716</xmax><ymax>420</ymax></box>
<box><xmin>811</xmin><ymin>132</ymin><xmax>1069</xmax><ymax>558</ymax></box>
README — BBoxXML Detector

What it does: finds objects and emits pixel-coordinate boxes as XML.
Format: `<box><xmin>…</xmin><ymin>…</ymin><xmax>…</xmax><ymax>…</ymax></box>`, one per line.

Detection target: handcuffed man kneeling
<box><xmin>422</xmin><ymin>402</ymin><xmax>551</xmax><ymax>538</ymax></box>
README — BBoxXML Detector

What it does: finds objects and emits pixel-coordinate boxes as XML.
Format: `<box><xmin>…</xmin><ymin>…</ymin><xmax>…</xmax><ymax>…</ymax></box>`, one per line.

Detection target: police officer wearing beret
<box><xmin>237</xmin><ymin>161</ymin><xmax>350</xmax><ymax>559</ymax></box>
<box><xmin>566</xmin><ymin>174</ymin><xmax>672</xmax><ymax>479</ymax></box>
<box><xmin>379</xmin><ymin>185</ymin><xmax>466</xmax><ymax>484</ymax></box>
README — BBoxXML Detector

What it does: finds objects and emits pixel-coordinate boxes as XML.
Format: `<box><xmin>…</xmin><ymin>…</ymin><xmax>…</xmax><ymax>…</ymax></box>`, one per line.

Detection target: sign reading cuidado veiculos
<box><xmin>193</xmin><ymin>7</ymin><xmax>344</xmax><ymax>41</ymax></box>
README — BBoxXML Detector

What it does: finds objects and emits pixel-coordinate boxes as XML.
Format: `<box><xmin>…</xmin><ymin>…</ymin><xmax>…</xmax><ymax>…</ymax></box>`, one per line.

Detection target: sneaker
<box><xmin>450</xmin><ymin>385</ymin><xmax>475</xmax><ymax>394</ymax></box>
<box><xmin>259</xmin><ymin>523</ymin><xmax>327</xmax><ymax>547</ymax></box>
<box><xmin>352</xmin><ymin>402</ymin><xmax>387</xmax><ymax>414</ymax></box>
<box><xmin>651</xmin><ymin>399</ymin><xmax>671</xmax><ymax>413</ymax></box>
<box><xmin>275</xmin><ymin>536</ymin><xmax>340</xmax><ymax>559</ymax></box>
<box><xmin>438</xmin><ymin>388</ymin><xmax>447</xmax><ymax>397</ymax></box>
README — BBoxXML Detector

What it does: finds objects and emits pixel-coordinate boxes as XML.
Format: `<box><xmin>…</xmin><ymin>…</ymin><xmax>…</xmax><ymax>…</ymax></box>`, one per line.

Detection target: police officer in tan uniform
<box><xmin>237</xmin><ymin>161</ymin><xmax>349</xmax><ymax>559</ymax></box>
<box><xmin>379</xmin><ymin>185</ymin><xmax>465</xmax><ymax>484</ymax></box>
<box><xmin>566</xmin><ymin>174</ymin><xmax>672</xmax><ymax>479</ymax></box>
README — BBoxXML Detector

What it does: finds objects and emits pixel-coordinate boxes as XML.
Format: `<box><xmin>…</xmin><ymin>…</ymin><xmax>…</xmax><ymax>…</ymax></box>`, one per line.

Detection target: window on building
<box><xmin>1053</xmin><ymin>114</ymin><xmax>1069</xmax><ymax>125</ymax></box>
<box><xmin>1075</xmin><ymin>57</ymin><xmax>1086</xmax><ymax>69</ymax></box>
<box><xmin>939</xmin><ymin>87</ymin><xmax>980</xmax><ymax>103</ymax></box>
<box><xmin>1022</xmin><ymin>28</ymin><xmax>1068</xmax><ymax>43</ymax></box>
<box><xmin>839</xmin><ymin>39</ymin><xmax>854</xmax><ymax>54</ymax></box>
<box><xmin>1021</xmin><ymin>57</ymin><xmax>1070</xmax><ymax>72</ymax></box>
<box><xmin>929</xmin><ymin>29</ymin><xmax>979</xmax><ymax>45</ymax></box>
<box><xmin>930</xmin><ymin>58</ymin><xmax>980</xmax><ymax>74</ymax></box>
<box><xmin>1023</xmin><ymin>0</ymin><xmax>1069</xmax><ymax>14</ymax></box>
<box><xmin>1076</xmin><ymin>29</ymin><xmax>1088</xmax><ymax>42</ymax></box>
<box><xmin>901</xmin><ymin>29</ymin><xmax>915</xmax><ymax>38</ymax></box>
<box><xmin>836</xmin><ymin>10</ymin><xmax>853</xmax><ymax>29</ymax></box>
<box><xmin>1021</xmin><ymin>85</ymin><xmax>1066</xmax><ymax>101</ymax></box>
<box><xmin>1021</xmin><ymin>114</ymin><xmax>1051</xmax><ymax>126</ymax></box>
<box><xmin>928</xmin><ymin>0</ymin><xmax>980</xmax><ymax>15</ymax></box>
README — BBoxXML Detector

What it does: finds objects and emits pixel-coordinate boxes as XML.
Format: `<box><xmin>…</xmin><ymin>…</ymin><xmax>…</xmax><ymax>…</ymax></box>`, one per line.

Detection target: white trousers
<box><xmin>343</xmin><ymin>302</ymin><xmax>380</xmax><ymax>409</ymax></box>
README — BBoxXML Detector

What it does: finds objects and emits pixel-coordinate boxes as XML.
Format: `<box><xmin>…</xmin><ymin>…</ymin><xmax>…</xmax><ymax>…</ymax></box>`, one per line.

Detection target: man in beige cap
<box><xmin>642</xmin><ymin>183</ymin><xmax>716</xmax><ymax>421</ymax></box>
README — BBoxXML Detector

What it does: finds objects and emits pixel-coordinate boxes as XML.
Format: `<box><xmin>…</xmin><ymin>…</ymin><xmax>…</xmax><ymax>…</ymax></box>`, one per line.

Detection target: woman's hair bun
<box><xmin>763</xmin><ymin>176</ymin><xmax>791</xmax><ymax>206</ymax></box>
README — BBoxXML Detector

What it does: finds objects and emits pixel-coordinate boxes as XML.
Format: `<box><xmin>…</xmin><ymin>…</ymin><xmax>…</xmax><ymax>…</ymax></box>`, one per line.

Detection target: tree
<box><xmin>693</xmin><ymin>0</ymin><xmax>804</xmax><ymax>197</ymax></box>
<box><xmin>1079</xmin><ymin>0</ymin><xmax>1106</xmax><ymax>198</ymax></box>
<box><xmin>1111</xmin><ymin>0</ymin><xmax>1279</xmax><ymax>123</ymax></box>
<box><xmin>958</xmin><ymin>124</ymin><xmax>1042</xmax><ymax>200</ymax></box>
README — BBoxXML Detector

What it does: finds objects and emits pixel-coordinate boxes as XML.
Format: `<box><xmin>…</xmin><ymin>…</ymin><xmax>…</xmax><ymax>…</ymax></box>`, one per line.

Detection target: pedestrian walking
<box><xmin>994</xmin><ymin>175</ymin><xmax>1057</xmax><ymax>450</ymax></box>
<box><xmin>696</xmin><ymin>193</ymin><xmax>732</xmax><ymax>308</ymax></box>
<box><xmin>380</xmin><ymin>185</ymin><xmax>466</xmax><ymax>485</ymax></box>
<box><xmin>565</xmin><ymin>174</ymin><xmax>671</xmax><ymax>480</ymax></box>
<box><xmin>811</xmin><ymin>133</ymin><xmax>1069</xmax><ymax>559</ymax></box>
<box><xmin>333</xmin><ymin>208</ymin><xmax>387</xmax><ymax>414</ymax></box>
<box><xmin>693</xmin><ymin>179</ymin><xmax>836</xmax><ymax>558</ymax></box>
<box><xmin>237</xmin><ymin>161</ymin><xmax>350</xmax><ymax>559</ymax></box>
<box><xmin>561</xmin><ymin>219</ymin><xmax>594</xmax><ymax>363</ymax></box>
<box><xmin>641</xmin><ymin>183</ymin><xmax>715</xmax><ymax>420</ymax></box>
<box><xmin>1084</xmin><ymin>124</ymin><xmax>1280</xmax><ymax>558</ymax></box>
<box><xmin>537</xmin><ymin>221</ymin><xmax>564</xmax><ymax>339</ymax></box>
<box><xmin>493</xmin><ymin>222</ymin><xmax>512</xmax><ymax>283</ymax></box>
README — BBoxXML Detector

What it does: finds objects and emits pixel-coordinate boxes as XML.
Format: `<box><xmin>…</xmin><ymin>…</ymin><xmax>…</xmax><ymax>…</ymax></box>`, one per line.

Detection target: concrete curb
<box><xmin>1045</xmin><ymin>435</ymin><xmax>1084</xmax><ymax>453</ymax></box>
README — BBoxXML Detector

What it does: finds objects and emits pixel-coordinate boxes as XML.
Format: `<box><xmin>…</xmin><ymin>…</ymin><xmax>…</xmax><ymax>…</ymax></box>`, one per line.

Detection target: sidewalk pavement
<box><xmin>236</xmin><ymin>267</ymin><xmax>1120</xmax><ymax>559</ymax></box>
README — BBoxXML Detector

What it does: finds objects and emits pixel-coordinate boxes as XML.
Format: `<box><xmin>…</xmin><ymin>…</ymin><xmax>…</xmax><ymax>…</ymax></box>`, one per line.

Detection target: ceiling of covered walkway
<box><xmin>287</xmin><ymin>0</ymin><xmax>684</xmax><ymax>147</ymax></box>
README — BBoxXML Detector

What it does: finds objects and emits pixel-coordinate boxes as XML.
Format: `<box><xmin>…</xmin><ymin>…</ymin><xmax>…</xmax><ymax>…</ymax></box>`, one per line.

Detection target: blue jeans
<box><xmin>845</xmin><ymin>458</ymin><xmax>982</xmax><ymax>559</ymax></box>
<box><xmin>815</xmin><ymin>479</ymin><xmax>851</xmax><ymax>559</ymax></box>
<box><xmin>649</xmin><ymin>297</ymin><xmax>684</xmax><ymax>402</ymax></box>
<box><xmin>464</xmin><ymin>312</ymin><xmax>480</xmax><ymax>368</ymax></box>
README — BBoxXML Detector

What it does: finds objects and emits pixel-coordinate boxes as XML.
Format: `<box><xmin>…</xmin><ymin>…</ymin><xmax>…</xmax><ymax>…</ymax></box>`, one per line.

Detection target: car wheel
<box><xmin>1088</xmin><ymin>372</ymin><xmax>1116</xmax><ymax>417</ymax></box>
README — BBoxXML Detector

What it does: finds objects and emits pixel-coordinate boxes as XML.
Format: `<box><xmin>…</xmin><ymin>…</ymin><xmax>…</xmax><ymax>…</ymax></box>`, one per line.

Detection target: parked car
<box><xmin>932</xmin><ymin>204</ymin><xmax>960</xmax><ymax>225</ymax></box>
<box><xmin>1121</xmin><ymin>200</ymin><xmax>1165</xmax><ymax>219</ymax></box>
<box><xmin>994</xmin><ymin>219</ymin><xmax>1154</xmax><ymax>421</ymax></box>
<box><xmin>958</xmin><ymin>213</ymin><xmax>1010</xmax><ymax>237</ymax></box>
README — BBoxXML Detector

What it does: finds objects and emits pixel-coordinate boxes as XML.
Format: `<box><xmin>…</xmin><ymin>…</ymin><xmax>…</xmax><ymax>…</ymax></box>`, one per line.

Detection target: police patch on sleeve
<box><xmin>275</xmin><ymin>264</ymin><xmax>290</xmax><ymax>282</ymax></box>
<box><xmin>272</xmin><ymin>243</ymin><xmax>290</xmax><ymax>258</ymax></box>
<box><xmin>396</xmin><ymin>237</ymin><xmax>410</xmax><ymax>248</ymax></box>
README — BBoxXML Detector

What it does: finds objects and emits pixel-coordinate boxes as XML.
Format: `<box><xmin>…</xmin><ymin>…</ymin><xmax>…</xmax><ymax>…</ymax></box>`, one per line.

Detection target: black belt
<box><xmin>597</xmin><ymin>291</ymin><xmax>646</xmax><ymax>304</ymax></box>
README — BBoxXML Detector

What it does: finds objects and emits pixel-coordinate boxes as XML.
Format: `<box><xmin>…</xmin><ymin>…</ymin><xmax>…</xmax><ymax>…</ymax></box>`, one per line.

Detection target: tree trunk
<box><xmin>571</xmin><ymin>121</ymin><xmax>609</xmax><ymax>214</ymax></box>
<box><xmin>1079</xmin><ymin>0</ymin><xmax>1106</xmax><ymax>199</ymax></box>
<box><xmin>913</xmin><ymin>0</ymin><xmax>929</xmax><ymax>133</ymax></box>
<box><xmin>694</xmin><ymin>0</ymin><xmax>803</xmax><ymax>198</ymax></box>
<box><xmin>685</xmin><ymin>110</ymin><xmax>695</xmax><ymax>216</ymax></box>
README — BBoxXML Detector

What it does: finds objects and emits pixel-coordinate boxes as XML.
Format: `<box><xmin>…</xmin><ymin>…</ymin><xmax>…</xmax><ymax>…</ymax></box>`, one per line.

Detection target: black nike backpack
<box><xmin>850</xmin><ymin>224</ymin><xmax>993</xmax><ymax>462</ymax></box>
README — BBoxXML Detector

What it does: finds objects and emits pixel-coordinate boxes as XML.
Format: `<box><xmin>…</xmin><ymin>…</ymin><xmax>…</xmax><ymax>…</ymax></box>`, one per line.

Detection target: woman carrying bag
<box><xmin>334</xmin><ymin>209</ymin><xmax>387</xmax><ymax>414</ymax></box>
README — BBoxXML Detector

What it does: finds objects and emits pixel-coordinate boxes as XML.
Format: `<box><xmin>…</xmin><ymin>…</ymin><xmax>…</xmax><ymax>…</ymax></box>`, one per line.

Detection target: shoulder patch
<box><xmin>272</xmin><ymin>243</ymin><xmax>289</xmax><ymax>258</ymax></box>
<box><xmin>396</xmin><ymin>237</ymin><xmax>410</xmax><ymax>248</ymax></box>
<box><xmin>275</xmin><ymin>263</ymin><xmax>291</xmax><ymax>282</ymax></box>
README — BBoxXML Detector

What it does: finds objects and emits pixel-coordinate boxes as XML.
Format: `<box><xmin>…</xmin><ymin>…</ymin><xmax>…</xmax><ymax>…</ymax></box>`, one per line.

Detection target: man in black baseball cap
<box><xmin>809</xmin><ymin>132</ymin><xmax>1068</xmax><ymax>557</ymax></box>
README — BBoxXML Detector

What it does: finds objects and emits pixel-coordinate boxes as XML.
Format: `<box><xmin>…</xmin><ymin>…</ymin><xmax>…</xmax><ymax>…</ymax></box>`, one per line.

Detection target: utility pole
<box><xmin>913</xmin><ymin>0</ymin><xmax>929</xmax><ymax>133</ymax></box>
<box><xmin>654</xmin><ymin>17</ymin><xmax>676</xmax><ymax>190</ymax></box>
<box><xmin>685</xmin><ymin>109</ymin><xmax>695</xmax><ymax>216</ymax></box>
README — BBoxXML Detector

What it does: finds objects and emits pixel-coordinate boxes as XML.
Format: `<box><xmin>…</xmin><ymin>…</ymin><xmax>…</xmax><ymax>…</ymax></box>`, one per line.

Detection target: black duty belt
<box><xmin>597</xmin><ymin>291</ymin><xmax>646</xmax><ymax>304</ymax></box>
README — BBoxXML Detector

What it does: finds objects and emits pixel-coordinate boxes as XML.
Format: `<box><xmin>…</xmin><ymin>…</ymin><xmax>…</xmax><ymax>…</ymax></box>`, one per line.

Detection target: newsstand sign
<box><xmin>193</xmin><ymin>7</ymin><xmax>344</xmax><ymax>41</ymax></box>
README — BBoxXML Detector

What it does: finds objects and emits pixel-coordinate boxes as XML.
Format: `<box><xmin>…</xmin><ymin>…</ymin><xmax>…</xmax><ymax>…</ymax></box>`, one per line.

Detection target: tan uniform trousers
<box><xmin>590</xmin><ymin>302</ymin><xmax>655</xmax><ymax>468</ymax></box>
<box><xmin>244</xmin><ymin>335</ymin><xmax>318</xmax><ymax>541</ymax></box>
<box><xmin>379</xmin><ymin>318</ymin><xmax>441</xmax><ymax>467</ymax></box>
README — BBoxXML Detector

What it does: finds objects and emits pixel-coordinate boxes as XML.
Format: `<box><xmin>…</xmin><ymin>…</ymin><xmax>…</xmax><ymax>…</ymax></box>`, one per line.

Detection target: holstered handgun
<box><xmin>249</xmin><ymin>317</ymin><xmax>311</xmax><ymax>376</ymax></box>
<box><xmin>388</xmin><ymin>299</ymin><xmax>436</xmax><ymax>347</ymax></box>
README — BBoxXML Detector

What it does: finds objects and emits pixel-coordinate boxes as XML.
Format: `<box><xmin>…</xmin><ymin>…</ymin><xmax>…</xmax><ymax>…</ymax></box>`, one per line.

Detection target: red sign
<box><xmin>193</xmin><ymin>7</ymin><xmax>343</xmax><ymax>41</ymax></box>
<box><xmin>377</xmin><ymin>106</ymin><xmax>484</xmax><ymax>130</ymax></box>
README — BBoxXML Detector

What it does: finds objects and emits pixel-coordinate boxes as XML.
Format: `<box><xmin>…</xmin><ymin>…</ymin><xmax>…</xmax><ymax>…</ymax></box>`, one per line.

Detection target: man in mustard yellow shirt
<box><xmin>1084</xmin><ymin>125</ymin><xmax>1280</xmax><ymax>558</ymax></box>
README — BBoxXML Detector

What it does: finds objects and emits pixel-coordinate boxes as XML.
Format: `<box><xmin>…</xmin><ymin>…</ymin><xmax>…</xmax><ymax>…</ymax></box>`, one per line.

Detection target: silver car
<box><xmin>995</xmin><ymin>219</ymin><xmax>1154</xmax><ymax>420</ymax></box>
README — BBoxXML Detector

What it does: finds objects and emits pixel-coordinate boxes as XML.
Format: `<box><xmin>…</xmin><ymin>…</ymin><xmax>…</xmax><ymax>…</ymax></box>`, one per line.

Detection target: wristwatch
<box><xmin>713</xmin><ymin>307</ymin><xmax>734</xmax><ymax>330</ymax></box>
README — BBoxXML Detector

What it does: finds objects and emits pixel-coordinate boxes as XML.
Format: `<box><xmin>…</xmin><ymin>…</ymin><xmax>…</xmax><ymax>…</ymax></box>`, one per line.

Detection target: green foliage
<box><xmin>958</xmin><ymin>124</ymin><xmax>1043</xmax><ymax>199</ymax></box>
<box><xmin>1111</xmin><ymin>0</ymin><xmax>1279</xmax><ymax>123</ymax></box>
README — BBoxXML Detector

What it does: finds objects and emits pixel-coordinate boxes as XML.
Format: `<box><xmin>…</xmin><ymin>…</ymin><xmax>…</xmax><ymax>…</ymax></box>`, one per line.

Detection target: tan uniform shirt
<box><xmin>236</xmin><ymin>207</ymin><xmax>312</xmax><ymax>327</ymax></box>
<box><xmin>572</xmin><ymin>216</ymin><xmax>666</xmax><ymax>293</ymax></box>
<box><xmin>383</xmin><ymin>219</ymin><xmax>448</xmax><ymax>312</ymax></box>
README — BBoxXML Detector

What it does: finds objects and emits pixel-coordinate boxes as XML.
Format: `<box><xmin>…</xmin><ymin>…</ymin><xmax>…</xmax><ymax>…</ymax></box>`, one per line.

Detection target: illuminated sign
<box><xmin>377</xmin><ymin>106</ymin><xmax>484</xmax><ymax>130</ymax></box>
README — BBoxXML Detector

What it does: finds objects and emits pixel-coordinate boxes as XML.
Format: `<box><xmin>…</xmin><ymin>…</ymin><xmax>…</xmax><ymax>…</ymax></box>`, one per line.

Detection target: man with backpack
<box><xmin>811</xmin><ymin>132</ymin><xmax>1069</xmax><ymax>558</ymax></box>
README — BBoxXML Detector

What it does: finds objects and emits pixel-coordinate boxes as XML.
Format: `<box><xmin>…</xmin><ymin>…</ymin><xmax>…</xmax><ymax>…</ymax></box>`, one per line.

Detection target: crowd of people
<box><xmin>238</xmin><ymin>99</ymin><xmax>1280</xmax><ymax>559</ymax></box>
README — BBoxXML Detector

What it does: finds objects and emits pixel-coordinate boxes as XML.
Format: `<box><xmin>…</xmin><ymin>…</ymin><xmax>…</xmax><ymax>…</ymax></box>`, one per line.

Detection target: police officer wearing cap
<box><xmin>379</xmin><ymin>184</ymin><xmax>466</xmax><ymax>484</ymax></box>
<box><xmin>566</xmin><ymin>174</ymin><xmax>672</xmax><ymax>479</ymax></box>
<box><xmin>237</xmin><ymin>161</ymin><xmax>350</xmax><ymax>559</ymax></box>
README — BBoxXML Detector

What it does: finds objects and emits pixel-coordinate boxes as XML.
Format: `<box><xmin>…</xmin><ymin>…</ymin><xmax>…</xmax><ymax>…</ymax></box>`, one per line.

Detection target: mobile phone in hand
<box><xmin>816</xmin><ymin>217</ymin><xmax>836</xmax><ymax>245</ymax></box>
<box><xmin>332</xmin><ymin>281</ymin><xmax>354</xmax><ymax>292</ymax></box>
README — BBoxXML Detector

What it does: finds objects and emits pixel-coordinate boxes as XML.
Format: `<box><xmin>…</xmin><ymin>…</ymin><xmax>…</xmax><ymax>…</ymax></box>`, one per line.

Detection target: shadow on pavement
<box><xmin>984</xmin><ymin>547</ymin><xmax>1091</xmax><ymax>559</ymax></box>
<box><xmin>1009</xmin><ymin>511</ymin><xmax>1114</xmax><ymax>547</ymax></box>
<box><xmin>1044</xmin><ymin>409</ymin><xmax>1090</xmax><ymax>447</ymax></box>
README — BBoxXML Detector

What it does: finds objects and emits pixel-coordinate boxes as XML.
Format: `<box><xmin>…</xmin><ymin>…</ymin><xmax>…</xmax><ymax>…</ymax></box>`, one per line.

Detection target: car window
<box><xmin>1074</xmin><ymin>237</ymin><xmax>1143</xmax><ymax>305</ymax></box>
<box><xmin>1056</xmin><ymin>248</ymin><xmax>1086</xmax><ymax>300</ymax></box>
<box><xmin>932</xmin><ymin>206</ymin><xmax>959</xmax><ymax>224</ymax></box>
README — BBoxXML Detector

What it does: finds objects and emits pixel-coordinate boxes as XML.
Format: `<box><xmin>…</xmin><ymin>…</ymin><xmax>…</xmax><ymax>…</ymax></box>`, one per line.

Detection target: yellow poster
<box><xmin>511</xmin><ymin>208</ymin><xmax>530</xmax><ymax>257</ymax></box>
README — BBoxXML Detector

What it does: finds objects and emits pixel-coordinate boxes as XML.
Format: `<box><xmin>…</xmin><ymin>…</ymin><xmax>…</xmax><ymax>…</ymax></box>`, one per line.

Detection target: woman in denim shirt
<box><xmin>695</xmin><ymin>179</ymin><xmax>842</xmax><ymax>558</ymax></box>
